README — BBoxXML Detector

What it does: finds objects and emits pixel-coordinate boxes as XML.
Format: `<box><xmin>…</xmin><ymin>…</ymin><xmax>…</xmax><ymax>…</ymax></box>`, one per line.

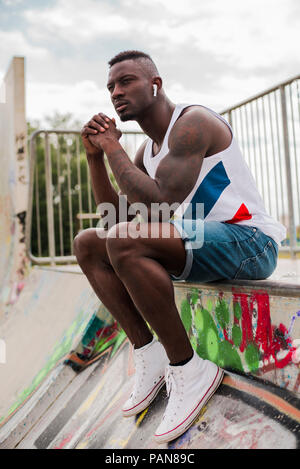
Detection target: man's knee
<box><xmin>73</xmin><ymin>227</ymin><xmax>106</xmax><ymax>262</ymax></box>
<box><xmin>106</xmin><ymin>222</ymin><xmax>136</xmax><ymax>271</ymax></box>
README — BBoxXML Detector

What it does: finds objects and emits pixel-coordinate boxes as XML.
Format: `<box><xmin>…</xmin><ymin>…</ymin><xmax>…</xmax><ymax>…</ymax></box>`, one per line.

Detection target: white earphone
<box><xmin>153</xmin><ymin>84</ymin><xmax>158</xmax><ymax>97</ymax></box>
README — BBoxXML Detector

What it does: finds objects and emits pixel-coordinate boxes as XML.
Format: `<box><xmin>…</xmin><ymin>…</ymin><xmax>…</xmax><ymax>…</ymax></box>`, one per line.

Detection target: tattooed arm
<box><xmin>87</xmin><ymin>109</ymin><xmax>212</xmax><ymax>212</ymax></box>
<box><xmin>81</xmin><ymin>113</ymin><xmax>148</xmax><ymax>223</ymax></box>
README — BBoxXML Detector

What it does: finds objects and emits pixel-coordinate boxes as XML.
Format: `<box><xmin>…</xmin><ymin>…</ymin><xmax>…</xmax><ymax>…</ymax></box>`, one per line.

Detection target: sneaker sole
<box><xmin>154</xmin><ymin>367</ymin><xmax>224</xmax><ymax>444</ymax></box>
<box><xmin>122</xmin><ymin>376</ymin><xmax>165</xmax><ymax>418</ymax></box>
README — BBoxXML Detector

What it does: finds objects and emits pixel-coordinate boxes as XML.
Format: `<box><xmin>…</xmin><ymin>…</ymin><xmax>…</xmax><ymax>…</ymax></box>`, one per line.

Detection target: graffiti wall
<box><xmin>66</xmin><ymin>279</ymin><xmax>300</xmax><ymax>398</ymax></box>
<box><xmin>0</xmin><ymin>57</ymin><xmax>29</xmax><ymax>316</ymax></box>
<box><xmin>65</xmin><ymin>280</ymin><xmax>300</xmax><ymax>399</ymax></box>
<box><xmin>175</xmin><ymin>283</ymin><xmax>300</xmax><ymax>396</ymax></box>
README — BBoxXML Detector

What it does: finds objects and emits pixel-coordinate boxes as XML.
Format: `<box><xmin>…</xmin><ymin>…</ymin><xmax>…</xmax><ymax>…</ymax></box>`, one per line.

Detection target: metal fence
<box><xmin>26</xmin><ymin>130</ymin><xmax>145</xmax><ymax>264</ymax></box>
<box><xmin>221</xmin><ymin>74</ymin><xmax>300</xmax><ymax>256</ymax></box>
<box><xmin>26</xmin><ymin>74</ymin><xmax>300</xmax><ymax>264</ymax></box>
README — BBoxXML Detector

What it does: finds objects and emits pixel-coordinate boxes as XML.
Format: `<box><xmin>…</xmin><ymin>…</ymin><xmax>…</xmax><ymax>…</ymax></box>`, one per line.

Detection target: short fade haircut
<box><xmin>108</xmin><ymin>50</ymin><xmax>159</xmax><ymax>77</ymax></box>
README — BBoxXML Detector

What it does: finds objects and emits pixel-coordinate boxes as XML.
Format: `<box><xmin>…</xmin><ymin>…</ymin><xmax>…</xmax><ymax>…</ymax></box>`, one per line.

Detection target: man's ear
<box><xmin>152</xmin><ymin>77</ymin><xmax>162</xmax><ymax>92</ymax></box>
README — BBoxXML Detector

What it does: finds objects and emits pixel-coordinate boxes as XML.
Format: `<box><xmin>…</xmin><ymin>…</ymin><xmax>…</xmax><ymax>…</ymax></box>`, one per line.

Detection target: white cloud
<box><xmin>191</xmin><ymin>0</ymin><xmax>299</xmax><ymax>71</ymax></box>
<box><xmin>2</xmin><ymin>0</ymin><xmax>23</xmax><ymax>5</ymax></box>
<box><xmin>0</xmin><ymin>30</ymin><xmax>49</xmax><ymax>71</ymax></box>
<box><xmin>137</xmin><ymin>0</ymin><xmax>298</xmax><ymax>72</ymax></box>
<box><xmin>27</xmin><ymin>79</ymin><xmax>113</xmax><ymax>125</ymax></box>
<box><xmin>1</xmin><ymin>0</ymin><xmax>298</xmax><ymax>124</ymax></box>
<box><xmin>23</xmin><ymin>0</ymin><xmax>129</xmax><ymax>44</ymax></box>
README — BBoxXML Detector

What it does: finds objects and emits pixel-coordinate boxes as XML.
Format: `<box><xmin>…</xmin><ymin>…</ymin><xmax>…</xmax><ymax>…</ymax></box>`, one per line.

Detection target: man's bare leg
<box><xmin>73</xmin><ymin>227</ymin><xmax>153</xmax><ymax>348</ymax></box>
<box><xmin>74</xmin><ymin>223</ymin><xmax>193</xmax><ymax>363</ymax></box>
<box><xmin>106</xmin><ymin>222</ymin><xmax>194</xmax><ymax>364</ymax></box>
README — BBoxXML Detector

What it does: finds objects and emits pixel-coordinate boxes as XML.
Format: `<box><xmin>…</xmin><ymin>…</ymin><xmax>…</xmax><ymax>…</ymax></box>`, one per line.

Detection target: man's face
<box><xmin>107</xmin><ymin>60</ymin><xmax>153</xmax><ymax>122</ymax></box>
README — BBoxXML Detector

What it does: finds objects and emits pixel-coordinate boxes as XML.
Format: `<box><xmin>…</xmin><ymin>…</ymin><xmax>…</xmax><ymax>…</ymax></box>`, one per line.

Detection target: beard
<box><xmin>119</xmin><ymin>111</ymin><xmax>137</xmax><ymax>122</ymax></box>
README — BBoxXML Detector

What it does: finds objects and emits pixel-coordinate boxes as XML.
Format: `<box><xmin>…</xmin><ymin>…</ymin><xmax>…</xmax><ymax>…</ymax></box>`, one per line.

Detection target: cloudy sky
<box><xmin>0</xmin><ymin>0</ymin><xmax>299</xmax><ymax>130</ymax></box>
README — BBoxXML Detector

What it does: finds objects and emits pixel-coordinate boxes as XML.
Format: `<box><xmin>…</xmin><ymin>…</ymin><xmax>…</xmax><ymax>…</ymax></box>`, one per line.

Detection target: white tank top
<box><xmin>143</xmin><ymin>103</ymin><xmax>286</xmax><ymax>245</ymax></box>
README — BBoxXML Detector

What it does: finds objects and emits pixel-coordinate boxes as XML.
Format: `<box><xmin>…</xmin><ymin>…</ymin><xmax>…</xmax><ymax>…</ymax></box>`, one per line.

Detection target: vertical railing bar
<box><xmin>255</xmin><ymin>98</ymin><xmax>265</xmax><ymax>203</ymax></box>
<box><xmin>250</xmin><ymin>101</ymin><xmax>259</xmax><ymax>185</ymax></box>
<box><xmin>296</xmin><ymin>80</ymin><xmax>300</xmax><ymax>229</ymax></box>
<box><xmin>274</xmin><ymin>90</ymin><xmax>286</xmax><ymax>225</ymax></box>
<box><xmin>280</xmin><ymin>84</ymin><xmax>296</xmax><ymax>257</ymax></box>
<box><xmin>76</xmin><ymin>135</ymin><xmax>83</xmax><ymax>232</ymax></box>
<box><xmin>66</xmin><ymin>140</ymin><xmax>74</xmax><ymax>255</ymax></box>
<box><xmin>229</xmin><ymin>110</ymin><xmax>234</xmax><ymax>135</ymax></box>
<box><xmin>234</xmin><ymin>108</ymin><xmax>240</xmax><ymax>148</ymax></box>
<box><xmin>268</xmin><ymin>93</ymin><xmax>280</xmax><ymax>221</ymax></box>
<box><xmin>34</xmin><ymin>147</ymin><xmax>42</xmax><ymax>257</ymax></box>
<box><xmin>230</xmin><ymin>110</ymin><xmax>234</xmax><ymax>139</ymax></box>
<box><xmin>87</xmin><ymin>154</ymin><xmax>93</xmax><ymax>228</ymax></box>
<box><xmin>289</xmin><ymin>83</ymin><xmax>300</xmax><ymax>231</ymax></box>
<box><xmin>227</xmin><ymin>110</ymin><xmax>232</xmax><ymax>127</ymax></box>
<box><xmin>56</xmin><ymin>138</ymin><xmax>64</xmax><ymax>256</ymax></box>
<box><xmin>262</xmin><ymin>96</ymin><xmax>272</xmax><ymax>214</ymax></box>
<box><xmin>44</xmin><ymin>132</ymin><xmax>56</xmax><ymax>264</ymax></box>
<box><xmin>244</xmin><ymin>104</ymin><xmax>252</xmax><ymax>171</ymax></box>
<box><xmin>233</xmin><ymin>110</ymin><xmax>238</xmax><ymax>142</ymax></box>
<box><xmin>26</xmin><ymin>132</ymin><xmax>39</xmax><ymax>260</ymax></box>
<box><xmin>239</xmin><ymin>106</ymin><xmax>247</xmax><ymax>165</ymax></box>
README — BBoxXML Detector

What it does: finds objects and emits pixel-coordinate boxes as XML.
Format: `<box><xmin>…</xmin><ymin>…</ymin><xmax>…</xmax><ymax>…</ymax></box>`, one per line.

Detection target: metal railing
<box><xmin>221</xmin><ymin>74</ymin><xmax>300</xmax><ymax>256</ymax></box>
<box><xmin>25</xmin><ymin>130</ymin><xmax>145</xmax><ymax>264</ymax></box>
<box><xmin>26</xmin><ymin>74</ymin><xmax>300</xmax><ymax>264</ymax></box>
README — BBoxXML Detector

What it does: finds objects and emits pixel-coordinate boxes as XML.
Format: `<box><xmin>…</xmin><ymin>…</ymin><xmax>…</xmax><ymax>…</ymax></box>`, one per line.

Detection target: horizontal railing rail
<box><xmin>26</xmin><ymin>74</ymin><xmax>299</xmax><ymax>264</ymax></box>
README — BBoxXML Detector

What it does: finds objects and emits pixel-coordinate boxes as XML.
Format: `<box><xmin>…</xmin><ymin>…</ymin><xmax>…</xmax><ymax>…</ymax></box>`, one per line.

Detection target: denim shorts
<box><xmin>169</xmin><ymin>219</ymin><xmax>278</xmax><ymax>282</ymax></box>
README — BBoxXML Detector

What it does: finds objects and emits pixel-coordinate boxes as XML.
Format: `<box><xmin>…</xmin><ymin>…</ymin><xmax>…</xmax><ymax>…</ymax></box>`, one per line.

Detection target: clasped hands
<box><xmin>81</xmin><ymin>112</ymin><xmax>122</xmax><ymax>155</ymax></box>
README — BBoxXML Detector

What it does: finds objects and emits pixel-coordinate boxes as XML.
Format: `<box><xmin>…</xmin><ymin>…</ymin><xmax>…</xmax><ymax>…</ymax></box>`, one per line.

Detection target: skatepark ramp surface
<box><xmin>0</xmin><ymin>263</ymin><xmax>299</xmax><ymax>449</ymax></box>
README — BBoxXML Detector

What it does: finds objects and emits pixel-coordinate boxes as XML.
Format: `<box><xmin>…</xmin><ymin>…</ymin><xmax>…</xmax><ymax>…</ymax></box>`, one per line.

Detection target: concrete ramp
<box><xmin>0</xmin><ymin>263</ymin><xmax>299</xmax><ymax>449</ymax></box>
<box><xmin>1</xmin><ymin>339</ymin><xmax>299</xmax><ymax>449</ymax></box>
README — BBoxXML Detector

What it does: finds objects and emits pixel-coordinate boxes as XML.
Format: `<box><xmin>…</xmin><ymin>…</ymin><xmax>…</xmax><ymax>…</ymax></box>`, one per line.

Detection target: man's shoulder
<box><xmin>168</xmin><ymin>105</ymin><xmax>214</xmax><ymax>155</ymax></box>
<box><xmin>177</xmin><ymin>104</ymin><xmax>216</xmax><ymax>125</ymax></box>
<box><xmin>170</xmin><ymin>105</ymin><xmax>217</xmax><ymax>139</ymax></box>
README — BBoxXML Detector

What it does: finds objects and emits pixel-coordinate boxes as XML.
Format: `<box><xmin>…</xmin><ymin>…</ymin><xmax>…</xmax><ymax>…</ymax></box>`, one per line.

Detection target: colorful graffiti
<box><xmin>180</xmin><ymin>288</ymin><xmax>300</xmax><ymax>386</ymax></box>
<box><xmin>66</xmin><ymin>286</ymin><xmax>300</xmax><ymax>395</ymax></box>
<box><xmin>64</xmin><ymin>305</ymin><xmax>127</xmax><ymax>372</ymax></box>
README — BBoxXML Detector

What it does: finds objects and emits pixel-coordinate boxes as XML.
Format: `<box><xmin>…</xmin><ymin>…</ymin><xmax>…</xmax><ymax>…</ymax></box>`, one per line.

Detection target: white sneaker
<box><xmin>154</xmin><ymin>352</ymin><xmax>224</xmax><ymax>443</ymax></box>
<box><xmin>122</xmin><ymin>338</ymin><xmax>169</xmax><ymax>417</ymax></box>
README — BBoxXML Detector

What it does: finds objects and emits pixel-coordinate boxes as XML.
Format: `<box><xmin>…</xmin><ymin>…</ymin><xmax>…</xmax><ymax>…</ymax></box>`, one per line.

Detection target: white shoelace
<box><xmin>165</xmin><ymin>367</ymin><xmax>179</xmax><ymax>397</ymax></box>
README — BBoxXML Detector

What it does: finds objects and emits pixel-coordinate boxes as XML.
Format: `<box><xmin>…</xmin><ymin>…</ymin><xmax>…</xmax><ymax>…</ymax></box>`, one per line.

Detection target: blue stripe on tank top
<box><xmin>183</xmin><ymin>161</ymin><xmax>231</xmax><ymax>219</ymax></box>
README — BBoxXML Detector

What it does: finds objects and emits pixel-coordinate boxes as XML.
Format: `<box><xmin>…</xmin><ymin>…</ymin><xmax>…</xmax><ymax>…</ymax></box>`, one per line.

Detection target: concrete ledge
<box><xmin>175</xmin><ymin>278</ymin><xmax>300</xmax><ymax>298</ymax></box>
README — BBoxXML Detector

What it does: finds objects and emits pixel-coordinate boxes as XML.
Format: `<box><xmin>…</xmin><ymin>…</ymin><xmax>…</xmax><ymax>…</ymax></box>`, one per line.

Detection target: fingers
<box><xmin>81</xmin><ymin>113</ymin><xmax>117</xmax><ymax>139</ymax></box>
<box><xmin>89</xmin><ymin>113</ymin><xmax>114</xmax><ymax>132</ymax></box>
<box><xmin>81</xmin><ymin>126</ymin><xmax>98</xmax><ymax>138</ymax></box>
